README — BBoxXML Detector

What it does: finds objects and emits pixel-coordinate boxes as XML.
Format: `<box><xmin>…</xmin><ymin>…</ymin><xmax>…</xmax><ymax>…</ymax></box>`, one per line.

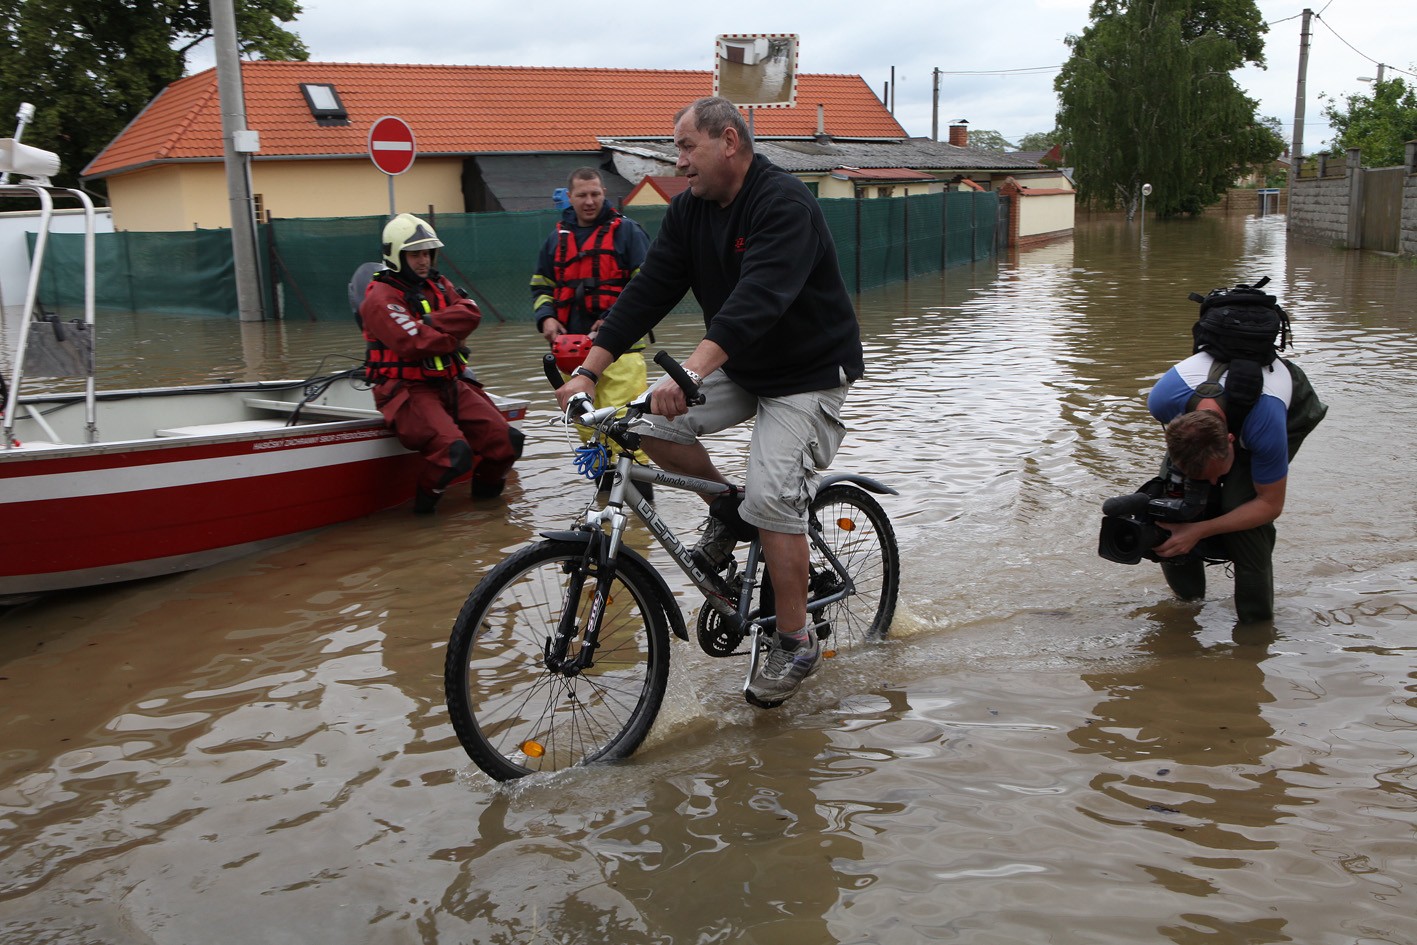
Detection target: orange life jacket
<box><xmin>551</xmin><ymin>214</ymin><xmax>629</xmax><ymax>325</ymax></box>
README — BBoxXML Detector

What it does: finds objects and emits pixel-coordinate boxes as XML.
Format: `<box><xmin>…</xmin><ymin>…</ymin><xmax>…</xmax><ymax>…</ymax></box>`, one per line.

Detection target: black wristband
<box><xmin>571</xmin><ymin>365</ymin><xmax>600</xmax><ymax>384</ymax></box>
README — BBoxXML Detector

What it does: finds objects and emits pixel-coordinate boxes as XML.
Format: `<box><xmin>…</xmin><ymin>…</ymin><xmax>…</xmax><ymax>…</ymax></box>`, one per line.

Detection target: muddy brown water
<box><xmin>2</xmin><ymin>214</ymin><xmax>1415</xmax><ymax>944</ymax></box>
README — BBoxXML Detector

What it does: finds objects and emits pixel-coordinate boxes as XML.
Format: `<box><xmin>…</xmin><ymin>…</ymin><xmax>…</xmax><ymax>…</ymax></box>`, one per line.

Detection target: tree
<box><xmin>963</xmin><ymin>128</ymin><xmax>1015</xmax><ymax>152</ymax></box>
<box><xmin>1016</xmin><ymin>130</ymin><xmax>1059</xmax><ymax>151</ymax></box>
<box><xmin>1054</xmin><ymin>0</ymin><xmax>1285</xmax><ymax>218</ymax></box>
<box><xmin>1321</xmin><ymin>77</ymin><xmax>1417</xmax><ymax>168</ymax></box>
<box><xmin>0</xmin><ymin>0</ymin><xmax>307</xmax><ymax>193</ymax></box>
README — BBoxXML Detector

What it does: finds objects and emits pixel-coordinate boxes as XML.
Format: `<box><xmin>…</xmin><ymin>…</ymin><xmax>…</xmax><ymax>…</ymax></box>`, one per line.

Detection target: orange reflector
<box><xmin>522</xmin><ymin>740</ymin><xmax>546</xmax><ymax>758</ymax></box>
<box><xmin>824</xmin><ymin>649</ymin><xmax>837</xmax><ymax>659</ymax></box>
<box><xmin>837</xmin><ymin>517</ymin><xmax>856</xmax><ymax>531</ymax></box>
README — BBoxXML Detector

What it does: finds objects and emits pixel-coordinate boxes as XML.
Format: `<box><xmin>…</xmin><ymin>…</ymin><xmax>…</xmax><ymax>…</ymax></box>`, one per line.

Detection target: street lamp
<box><xmin>1358</xmin><ymin>64</ymin><xmax>1386</xmax><ymax>84</ymax></box>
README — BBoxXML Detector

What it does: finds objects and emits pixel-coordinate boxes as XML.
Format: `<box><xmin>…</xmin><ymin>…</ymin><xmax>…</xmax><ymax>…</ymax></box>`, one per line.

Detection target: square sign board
<box><xmin>713</xmin><ymin>34</ymin><xmax>798</xmax><ymax>108</ymax></box>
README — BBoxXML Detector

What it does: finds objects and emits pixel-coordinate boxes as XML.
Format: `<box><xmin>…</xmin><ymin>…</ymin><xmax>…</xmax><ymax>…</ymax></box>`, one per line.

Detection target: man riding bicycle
<box><xmin>555</xmin><ymin>96</ymin><xmax>864</xmax><ymax>707</ymax></box>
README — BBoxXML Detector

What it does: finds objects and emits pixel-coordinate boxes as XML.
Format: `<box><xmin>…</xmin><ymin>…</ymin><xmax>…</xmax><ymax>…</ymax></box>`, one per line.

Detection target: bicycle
<box><xmin>444</xmin><ymin>351</ymin><xmax>900</xmax><ymax>781</ymax></box>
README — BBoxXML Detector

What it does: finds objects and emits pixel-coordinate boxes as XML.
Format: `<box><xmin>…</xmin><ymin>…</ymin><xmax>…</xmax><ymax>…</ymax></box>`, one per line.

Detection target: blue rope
<box><xmin>573</xmin><ymin>443</ymin><xmax>612</xmax><ymax>480</ymax></box>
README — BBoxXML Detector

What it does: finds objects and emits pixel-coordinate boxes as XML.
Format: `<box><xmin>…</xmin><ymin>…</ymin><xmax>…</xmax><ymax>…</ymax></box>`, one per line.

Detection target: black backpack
<box><xmin>1186</xmin><ymin>276</ymin><xmax>1290</xmax><ymax>435</ymax></box>
<box><xmin>1185</xmin><ymin>276</ymin><xmax>1326</xmax><ymax>457</ymax></box>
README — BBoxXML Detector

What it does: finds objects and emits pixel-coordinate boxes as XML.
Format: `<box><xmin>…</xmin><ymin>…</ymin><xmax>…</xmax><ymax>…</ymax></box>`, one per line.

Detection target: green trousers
<box><xmin>1159</xmin><ymin>447</ymin><xmax>1276</xmax><ymax>622</ymax></box>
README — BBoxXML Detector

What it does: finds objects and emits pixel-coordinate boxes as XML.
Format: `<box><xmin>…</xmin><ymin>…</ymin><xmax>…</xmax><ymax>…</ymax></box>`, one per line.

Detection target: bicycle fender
<box><xmin>819</xmin><ymin>473</ymin><xmax>899</xmax><ymax>496</ymax></box>
<box><xmin>537</xmin><ymin>530</ymin><xmax>690</xmax><ymax>642</ymax></box>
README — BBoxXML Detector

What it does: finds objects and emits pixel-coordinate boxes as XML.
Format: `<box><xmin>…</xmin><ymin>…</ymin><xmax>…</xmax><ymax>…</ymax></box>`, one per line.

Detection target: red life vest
<box><xmin>363</xmin><ymin>272</ymin><xmax>470</xmax><ymax>382</ymax></box>
<box><xmin>551</xmin><ymin>214</ymin><xmax>630</xmax><ymax>326</ymax></box>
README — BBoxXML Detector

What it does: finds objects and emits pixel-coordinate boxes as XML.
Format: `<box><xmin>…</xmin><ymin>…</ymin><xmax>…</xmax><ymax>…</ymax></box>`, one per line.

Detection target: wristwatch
<box><xmin>683</xmin><ymin>368</ymin><xmax>702</xmax><ymax>385</ymax></box>
<box><xmin>570</xmin><ymin>365</ymin><xmax>600</xmax><ymax>384</ymax></box>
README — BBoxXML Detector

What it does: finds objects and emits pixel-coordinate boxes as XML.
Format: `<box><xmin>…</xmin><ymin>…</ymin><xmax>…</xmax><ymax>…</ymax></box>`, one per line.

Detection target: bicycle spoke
<box><xmin>809</xmin><ymin>485</ymin><xmax>900</xmax><ymax>651</ymax></box>
<box><xmin>445</xmin><ymin>541</ymin><xmax>671</xmax><ymax>780</ymax></box>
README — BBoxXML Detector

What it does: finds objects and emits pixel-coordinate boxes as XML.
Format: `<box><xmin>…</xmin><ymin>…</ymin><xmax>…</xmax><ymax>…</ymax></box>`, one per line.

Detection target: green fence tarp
<box><xmin>31</xmin><ymin>191</ymin><xmax>1001</xmax><ymax>321</ymax></box>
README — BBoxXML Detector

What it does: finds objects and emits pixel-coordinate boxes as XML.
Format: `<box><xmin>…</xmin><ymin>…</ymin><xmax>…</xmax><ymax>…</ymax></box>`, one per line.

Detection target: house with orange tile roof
<box><xmin>84</xmin><ymin>61</ymin><xmax>1072</xmax><ymax>243</ymax></box>
<box><xmin>622</xmin><ymin>174</ymin><xmax>693</xmax><ymax>208</ymax></box>
<box><xmin>84</xmin><ymin>61</ymin><xmax>912</xmax><ymax>231</ymax></box>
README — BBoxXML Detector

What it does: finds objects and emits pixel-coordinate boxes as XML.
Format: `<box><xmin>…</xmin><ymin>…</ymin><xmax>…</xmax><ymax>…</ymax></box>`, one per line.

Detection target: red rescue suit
<box><xmin>360</xmin><ymin>270</ymin><xmax>518</xmax><ymax>493</ymax></box>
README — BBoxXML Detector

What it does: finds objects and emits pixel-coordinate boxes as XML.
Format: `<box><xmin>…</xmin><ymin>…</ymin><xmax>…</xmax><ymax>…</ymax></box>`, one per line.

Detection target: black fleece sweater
<box><xmin>594</xmin><ymin>154</ymin><xmax>863</xmax><ymax>396</ymax></box>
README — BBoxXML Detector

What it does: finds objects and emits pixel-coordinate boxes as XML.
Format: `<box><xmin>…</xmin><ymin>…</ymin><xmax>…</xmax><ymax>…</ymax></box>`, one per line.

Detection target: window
<box><xmin>299</xmin><ymin>83</ymin><xmax>349</xmax><ymax>126</ymax></box>
<box><xmin>253</xmin><ymin>193</ymin><xmax>269</xmax><ymax>224</ymax></box>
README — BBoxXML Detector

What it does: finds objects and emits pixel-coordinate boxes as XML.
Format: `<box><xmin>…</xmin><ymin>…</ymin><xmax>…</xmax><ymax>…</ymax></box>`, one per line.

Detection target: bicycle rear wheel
<box><xmin>444</xmin><ymin>539</ymin><xmax>671</xmax><ymax>781</ymax></box>
<box><xmin>808</xmin><ymin>484</ymin><xmax>900</xmax><ymax>649</ymax></box>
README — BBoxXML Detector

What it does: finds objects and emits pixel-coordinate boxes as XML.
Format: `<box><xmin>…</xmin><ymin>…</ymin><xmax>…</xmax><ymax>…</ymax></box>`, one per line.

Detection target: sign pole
<box><xmin>388</xmin><ymin>175</ymin><xmax>395</xmax><ymax>217</ymax></box>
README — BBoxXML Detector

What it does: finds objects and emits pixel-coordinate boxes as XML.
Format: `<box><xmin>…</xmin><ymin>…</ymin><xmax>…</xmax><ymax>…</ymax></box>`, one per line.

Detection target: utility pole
<box><xmin>932</xmin><ymin>68</ymin><xmax>941</xmax><ymax>141</ymax></box>
<box><xmin>1290</xmin><ymin>8</ymin><xmax>1312</xmax><ymax>183</ymax></box>
<box><xmin>212</xmin><ymin>0</ymin><xmax>264</xmax><ymax>321</ymax></box>
<box><xmin>1377</xmin><ymin>63</ymin><xmax>1386</xmax><ymax>83</ymax></box>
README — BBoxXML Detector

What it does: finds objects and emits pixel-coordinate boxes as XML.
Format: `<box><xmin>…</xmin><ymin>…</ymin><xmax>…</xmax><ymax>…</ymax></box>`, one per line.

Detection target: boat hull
<box><xmin>1</xmin><ymin>378</ymin><xmax>528</xmax><ymax>598</ymax></box>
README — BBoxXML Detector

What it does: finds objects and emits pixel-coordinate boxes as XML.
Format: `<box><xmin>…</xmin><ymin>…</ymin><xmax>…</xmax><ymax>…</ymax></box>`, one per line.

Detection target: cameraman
<box><xmin>1146</xmin><ymin>355</ymin><xmax>1293</xmax><ymax>623</ymax></box>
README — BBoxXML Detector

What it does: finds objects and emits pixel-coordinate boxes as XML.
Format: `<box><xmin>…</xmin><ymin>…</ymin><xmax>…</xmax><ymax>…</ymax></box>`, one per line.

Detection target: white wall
<box><xmin>0</xmin><ymin>205</ymin><xmax>113</xmax><ymax>316</ymax></box>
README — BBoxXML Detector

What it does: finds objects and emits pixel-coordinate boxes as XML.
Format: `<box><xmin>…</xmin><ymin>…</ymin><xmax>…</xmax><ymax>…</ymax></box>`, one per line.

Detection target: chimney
<box><xmin>948</xmin><ymin>121</ymin><xmax>969</xmax><ymax>148</ymax></box>
<box><xmin>817</xmin><ymin>103</ymin><xmax>825</xmax><ymax>135</ymax></box>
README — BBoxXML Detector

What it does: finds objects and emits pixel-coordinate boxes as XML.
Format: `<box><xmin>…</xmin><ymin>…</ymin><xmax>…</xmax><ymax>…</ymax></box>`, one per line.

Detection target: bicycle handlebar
<box><xmin>544</xmin><ymin>349</ymin><xmax>704</xmax><ymax>410</ymax></box>
<box><xmin>542</xmin><ymin>353</ymin><xmax>565</xmax><ymax>390</ymax></box>
<box><xmin>652</xmin><ymin>350</ymin><xmax>704</xmax><ymax>406</ymax></box>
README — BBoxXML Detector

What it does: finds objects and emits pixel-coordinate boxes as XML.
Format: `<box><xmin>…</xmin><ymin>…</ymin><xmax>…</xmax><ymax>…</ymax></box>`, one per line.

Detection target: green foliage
<box><xmin>0</xmin><ymin>0</ymin><xmax>307</xmax><ymax>192</ymax></box>
<box><xmin>964</xmin><ymin>128</ymin><xmax>1015</xmax><ymax>152</ymax></box>
<box><xmin>1054</xmin><ymin>0</ymin><xmax>1285</xmax><ymax>218</ymax></box>
<box><xmin>1321</xmin><ymin>78</ymin><xmax>1417</xmax><ymax>168</ymax></box>
<box><xmin>1016</xmin><ymin>131</ymin><xmax>1059</xmax><ymax>152</ymax></box>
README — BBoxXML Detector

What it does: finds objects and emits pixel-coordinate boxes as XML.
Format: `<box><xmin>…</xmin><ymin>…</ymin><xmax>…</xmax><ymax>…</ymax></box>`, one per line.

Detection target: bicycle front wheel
<box><xmin>809</xmin><ymin>484</ymin><xmax>900</xmax><ymax>649</ymax></box>
<box><xmin>444</xmin><ymin>539</ymin><xmax>672</xmax><ymax>781</ymax></box>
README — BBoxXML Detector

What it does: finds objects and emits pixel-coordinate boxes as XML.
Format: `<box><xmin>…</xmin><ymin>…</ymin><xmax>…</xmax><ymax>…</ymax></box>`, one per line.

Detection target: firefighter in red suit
<box><xmin>360</xmin><ymin>213</ymin><xmax>522</xmax><ymax>513</ymax></box>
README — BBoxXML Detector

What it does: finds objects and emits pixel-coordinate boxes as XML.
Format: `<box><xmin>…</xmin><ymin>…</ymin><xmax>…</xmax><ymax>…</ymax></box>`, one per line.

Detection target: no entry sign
<box><xmin>368</xmin><ymin>116</ymin><xmax>416</xmax><ymax>176</ymax></box>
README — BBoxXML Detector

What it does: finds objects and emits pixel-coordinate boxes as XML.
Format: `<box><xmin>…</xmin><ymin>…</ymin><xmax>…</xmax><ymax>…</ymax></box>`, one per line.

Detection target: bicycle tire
<box><xmin>808</xmin><ymin>484</ymin><xmax>900</xmax><ymax>649</ymax></box>
<box><xmin>444</xmin><ymin>539</ymin><xmax>672</xmax><ymax>781</ymax></box>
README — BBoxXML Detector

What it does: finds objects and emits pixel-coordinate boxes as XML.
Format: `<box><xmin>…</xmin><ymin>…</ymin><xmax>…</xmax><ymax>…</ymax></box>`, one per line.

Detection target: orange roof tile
<box><xmin>85</xmin><ymin>62</ymin><xmax>906</xmax><ymax>179</ymax></box>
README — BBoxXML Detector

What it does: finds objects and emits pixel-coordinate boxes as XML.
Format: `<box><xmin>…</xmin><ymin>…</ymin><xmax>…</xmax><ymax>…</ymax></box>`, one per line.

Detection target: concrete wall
<box><xmin>1289</xmin><ymin>142</ymin><xmax>1417</xmax><ymax>255</ymax></box>
<box><xmin>1017</xmin><ymin>192</ymin><xmax>1075</xmax><ymax>240</ymax></box>
<box><xmin>1405</xmin><ymin>142</ymin><xmax>1417</xmax><ymax>257</ymax></box>
<box><xmin>1287</xmin><ymin>150</ymin><xmax>1354</xmax><ymax>246</ymax></box>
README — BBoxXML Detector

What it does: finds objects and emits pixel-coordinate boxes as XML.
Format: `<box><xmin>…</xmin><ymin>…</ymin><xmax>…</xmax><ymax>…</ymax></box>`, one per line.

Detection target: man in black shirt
<box><xmin>556</xmin><ymin>96</ymin><xmax>864</xmax><ymax>707</ymax></box>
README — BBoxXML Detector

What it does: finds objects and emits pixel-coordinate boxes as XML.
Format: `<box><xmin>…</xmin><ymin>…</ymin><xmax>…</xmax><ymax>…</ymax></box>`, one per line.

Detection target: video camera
<box><xmin>1097</xmin><ymin>458</ymin><xmax>1213</xmax><ymax>565</ymax></box>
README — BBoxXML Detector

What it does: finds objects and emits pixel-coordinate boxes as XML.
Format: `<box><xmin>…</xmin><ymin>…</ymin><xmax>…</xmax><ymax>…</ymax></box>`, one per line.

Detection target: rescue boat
<box><xmin>1</xmin><ymin>144</ymin><xmax>526</xmax><ymax>601</ymax></box>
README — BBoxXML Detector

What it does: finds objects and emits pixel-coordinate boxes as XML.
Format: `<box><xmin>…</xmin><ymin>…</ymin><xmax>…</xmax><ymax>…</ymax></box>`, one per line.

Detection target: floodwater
<box><xmin>3</xmin><ymin>214</ymin><xmax>1416</xmax><ymax>944</ymax></box>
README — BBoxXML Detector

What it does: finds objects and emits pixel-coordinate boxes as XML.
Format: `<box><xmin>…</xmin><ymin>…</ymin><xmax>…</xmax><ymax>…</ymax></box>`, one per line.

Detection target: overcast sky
<box><xmin>192</xmin><ymin>0</ymin><xmax>1414</xmax><ymax>157</ymax></box>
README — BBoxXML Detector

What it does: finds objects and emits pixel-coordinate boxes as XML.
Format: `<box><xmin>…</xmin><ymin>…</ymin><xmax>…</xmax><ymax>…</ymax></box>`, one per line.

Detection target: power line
<box><xmin>1313</xmin><ymin>12</ymin><xmax>1417</xmax><ymax>79</ymax></box>
<box><xmin>934</xmin><ymin>66</ymin><xmax>1061</xmax><ymax>76</ymax></box>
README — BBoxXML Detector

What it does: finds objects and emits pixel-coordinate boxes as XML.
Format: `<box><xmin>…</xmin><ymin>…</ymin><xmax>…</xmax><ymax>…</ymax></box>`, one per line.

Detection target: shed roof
<box><xmin>85</xmin><ymin>61</ymin><xmax>908</xmax><ymax>179</ymax></box>
<box><xmin>830</xmin><ymin>166</ymin><xmax>939</xmax><ymax>182</ymax></box>
<box><xmin>599</xmin><ymin>136</ymin><xmax>1045</xmax><ymax>174</ymax></box>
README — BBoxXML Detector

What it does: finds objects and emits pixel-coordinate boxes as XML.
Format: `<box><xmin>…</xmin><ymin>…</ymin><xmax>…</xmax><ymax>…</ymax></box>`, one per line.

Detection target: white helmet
<box><xmin>381</xmin><ymin>213</ymin><xmax>443</xmax><ymax>272</ymax></box>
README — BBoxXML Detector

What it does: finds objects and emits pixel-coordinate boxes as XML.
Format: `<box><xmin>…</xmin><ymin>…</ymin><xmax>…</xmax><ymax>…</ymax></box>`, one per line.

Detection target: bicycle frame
<box><xmin>547</xmin><ymin>429</ymin><xmax>867</xmax><ymax>682</ymax></box>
